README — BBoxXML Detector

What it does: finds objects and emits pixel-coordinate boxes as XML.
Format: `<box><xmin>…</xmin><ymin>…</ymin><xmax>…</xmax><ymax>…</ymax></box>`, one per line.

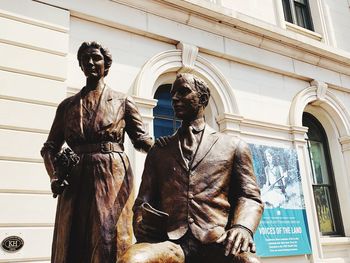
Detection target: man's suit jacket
<box><xmin>133</xmin><ymin>125</ymin><xmax>263</xmax><ymax>244</ymax></box>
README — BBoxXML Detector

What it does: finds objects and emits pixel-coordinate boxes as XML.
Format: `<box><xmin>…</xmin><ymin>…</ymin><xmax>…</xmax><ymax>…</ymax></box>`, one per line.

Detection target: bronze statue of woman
<box><xmin>41</xmin><ymin>41</ymin><xmax>153</xmax><ymax>263</ymax></box>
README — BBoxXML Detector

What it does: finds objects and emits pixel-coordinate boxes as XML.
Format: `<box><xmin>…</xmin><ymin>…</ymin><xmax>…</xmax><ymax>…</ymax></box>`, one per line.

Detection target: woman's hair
<box><xmin>77</xmin><ymin>41</ymin><xmax>112</xmax><ymax>76</ymax></box>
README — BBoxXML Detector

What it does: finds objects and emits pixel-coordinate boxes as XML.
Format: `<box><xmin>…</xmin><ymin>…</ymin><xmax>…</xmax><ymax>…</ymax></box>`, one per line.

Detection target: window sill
<box><xmin>320</xmin><ymin>236</ymin><xmax>350</xmax><ymax>246</ymax></box>
<box><xmin>285</xmin><ymin>22</ymin><xmax>323</xmax><ymax>41</ymax></box>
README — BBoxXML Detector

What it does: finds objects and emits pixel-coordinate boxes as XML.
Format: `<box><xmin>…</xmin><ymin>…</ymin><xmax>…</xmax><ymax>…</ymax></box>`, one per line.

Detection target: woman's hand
<box><xmin>50</xmin><ymin>178</ymin><xmax>65</xmax><ymax>197</ymax></box>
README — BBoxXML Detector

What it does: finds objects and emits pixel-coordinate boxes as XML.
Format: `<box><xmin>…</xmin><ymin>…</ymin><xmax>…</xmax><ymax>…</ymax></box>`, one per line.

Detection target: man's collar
<box><xmin>182</xmin><ymin>118</ymin><xmax>205</xmax><ymax>133</ymax></box>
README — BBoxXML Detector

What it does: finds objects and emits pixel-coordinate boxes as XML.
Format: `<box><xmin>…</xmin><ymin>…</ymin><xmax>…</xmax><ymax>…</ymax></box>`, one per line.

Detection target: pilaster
<box><xmin>131</xmin><ymin>96</ymin><xmax>157</xmax><ymax>193</ymax></box>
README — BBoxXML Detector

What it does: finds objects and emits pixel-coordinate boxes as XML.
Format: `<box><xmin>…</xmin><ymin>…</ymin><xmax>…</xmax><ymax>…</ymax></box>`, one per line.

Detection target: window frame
<box><xmin>282</xmin><ymin>0</ymin><xmax>314</xmax><ymax>31</ymax></box>
<box><xmin>303</xmin><ymin>112</ymin><xmax>344</xmax><ymax>236</ymax></box>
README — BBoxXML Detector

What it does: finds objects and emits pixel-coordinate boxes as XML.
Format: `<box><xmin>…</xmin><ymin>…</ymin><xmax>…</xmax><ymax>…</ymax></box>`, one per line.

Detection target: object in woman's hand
<box><xmin>52</xmin><ymin>148</ymin><xmax>80</xmax><ymax>198</ymax></box>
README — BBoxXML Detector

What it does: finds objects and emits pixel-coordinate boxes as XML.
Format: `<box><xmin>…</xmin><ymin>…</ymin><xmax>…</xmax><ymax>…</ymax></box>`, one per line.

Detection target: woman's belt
<box><xmin>73</xmin><ymin>142</ymin><xmax>124</xmax><ymax>154</ymax></box>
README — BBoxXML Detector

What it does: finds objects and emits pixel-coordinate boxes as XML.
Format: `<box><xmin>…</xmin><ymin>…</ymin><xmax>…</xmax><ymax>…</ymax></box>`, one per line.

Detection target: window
<box><xmin>303</xmin><ymin>113</ymin><xmax>344</xmax><ymax>236</ymax></box>
<box><xmin>153</xmin><ymin>84</ymin><xmax>181</xmax><ymax>139</ymax></box>
<box><xmin>282</xmin><ymin>0</ymin><xmax>314</xmax><ymax>31</ymax></box>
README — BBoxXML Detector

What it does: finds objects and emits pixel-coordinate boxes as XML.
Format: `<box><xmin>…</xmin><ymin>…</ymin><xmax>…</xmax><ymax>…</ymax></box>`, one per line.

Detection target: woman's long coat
<box><xmin>41</xmin><ymin>86</ymin><xmax>153</xmax><ymax>263</ymax></box>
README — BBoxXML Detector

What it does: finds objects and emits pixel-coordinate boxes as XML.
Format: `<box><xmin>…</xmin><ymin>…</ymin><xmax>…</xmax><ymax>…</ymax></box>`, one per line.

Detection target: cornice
<box><xmin>161</xmin><ymin>0</ymin><xmax>350</xmax><ymax>62</ymax></box>
<box><xmin>38</xmin><ymin>0</ymin><xmax>350</xmax><ymax>88</ymax></box>
<box><xmin>111</xmin><ymin>0</ymin><xmax>350</xmax><ymax>77</ymax></box>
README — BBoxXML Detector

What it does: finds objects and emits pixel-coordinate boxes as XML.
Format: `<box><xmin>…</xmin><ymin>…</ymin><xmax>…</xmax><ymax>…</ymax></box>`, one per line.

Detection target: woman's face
<box><xmin>80</xmin><ymin>47</ymin><xmax>105</xmax><ymax>79</ymax></box>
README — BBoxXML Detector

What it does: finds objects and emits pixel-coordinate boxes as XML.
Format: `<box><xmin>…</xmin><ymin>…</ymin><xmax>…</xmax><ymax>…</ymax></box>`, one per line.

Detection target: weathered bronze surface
<box><xmin>119</xmin><ymin>73</ymin><xmax>264</xmax><ymax>263</ymax></box>
<box><xmin>41</xmin><ymin>41</ymin><xmax>153</xmax><ymax>262</ymax></box>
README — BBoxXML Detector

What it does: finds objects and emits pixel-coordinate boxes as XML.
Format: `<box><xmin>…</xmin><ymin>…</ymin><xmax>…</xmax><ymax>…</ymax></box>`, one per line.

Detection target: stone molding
<box><xmin>339</xmin><ymin>135</ymin><xmax>350</xmax><ymax>152</ymax></box>
<box><xmin>133</xmin><ymin>42</ymin><xmax>239</xmax><ymax>116</ymax></box>
<box><xmin>216</xmin><ymin>113</ymin><xmax>243</xmax><ymax>135</ymax></box>
<box><xmin>132</xmin><ymin>96</ymin><xmax>158</xmax><ymax>109</ymax></box>
<box><xmin>289</xmin><ymin>79</ymin><xmax>350</xmax><ymax>138</ymax></box>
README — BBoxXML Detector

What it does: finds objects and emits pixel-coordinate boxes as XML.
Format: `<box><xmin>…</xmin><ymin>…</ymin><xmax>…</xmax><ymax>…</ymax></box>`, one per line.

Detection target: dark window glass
<box><xmin>294</xmin><ymin>1</ymin><xmax>313</xmax><ymax>30</ymax></box>
<box><xmin>282</xmin><ymin>0</ymin><xmax>314</xmax><ymax>31</ymax></box>
<box><xmin>303</xmin><ymin>113</ymin><xmax>344</xmax><ymax>236</ymax></box>
<box><xmin>153</xmin><ymin>84</ymin><xmax>181</xmax><ymax>139</ymax></box>
<box><xmin>282</xmin><ymin>0</ymin><xmax>293</xmax><ymax>23</ymax></box>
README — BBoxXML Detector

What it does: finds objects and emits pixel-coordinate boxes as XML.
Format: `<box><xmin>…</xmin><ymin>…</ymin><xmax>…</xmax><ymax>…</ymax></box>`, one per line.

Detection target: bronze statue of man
<box><xmin>119</xmin><ymin>73</ymin><xmax>264</xmax><ymax>263</ymax></box>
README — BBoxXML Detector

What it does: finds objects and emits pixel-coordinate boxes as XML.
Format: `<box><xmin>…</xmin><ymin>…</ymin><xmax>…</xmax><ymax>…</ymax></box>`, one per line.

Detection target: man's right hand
<box><xmin>216</xmin><ymin>227</ymin><xmax>256</xmax><ymax>256</ymax></box>
<box><xmin>155</xmin><ymin>136</ymin><xmax>171</xmax><ymax>147</ymax></box>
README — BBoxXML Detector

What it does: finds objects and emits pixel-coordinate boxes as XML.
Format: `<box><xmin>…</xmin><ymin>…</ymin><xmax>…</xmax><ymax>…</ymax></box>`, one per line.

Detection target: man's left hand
<box><xmin>216</xmin><ymin>227</ymin><xmax>256</xmax><ymax>256</ymax></box>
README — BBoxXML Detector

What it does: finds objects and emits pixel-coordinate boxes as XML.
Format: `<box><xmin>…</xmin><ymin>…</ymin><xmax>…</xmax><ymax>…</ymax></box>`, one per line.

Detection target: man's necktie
<box><xmin>182</xmin><ymin>125</ymin><xmax>196</xmax><ymax>162</ymax></box>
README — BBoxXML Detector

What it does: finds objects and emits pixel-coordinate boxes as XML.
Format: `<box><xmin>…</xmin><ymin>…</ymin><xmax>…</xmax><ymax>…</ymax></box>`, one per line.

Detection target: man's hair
<box><xmin>176</xmin><ymin>73</ymin><xmax>211</xmax><ymax>106</ymax></box>
<box><xmin>77</xmin><ymin>41</ymin><xmax>112</xmax><ymax>76</ymax></box>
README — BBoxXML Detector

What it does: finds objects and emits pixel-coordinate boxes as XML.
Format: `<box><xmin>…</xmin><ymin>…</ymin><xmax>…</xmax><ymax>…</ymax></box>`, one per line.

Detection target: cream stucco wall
<box><xmin>322</xmin><ymin>0</ymin><xmax>350</xmax><ymax>51</ymax></box>
<box><xmin>0</xmin><ymin>1</ymin><xmax>69</xmax><ymax>262</ymax></box>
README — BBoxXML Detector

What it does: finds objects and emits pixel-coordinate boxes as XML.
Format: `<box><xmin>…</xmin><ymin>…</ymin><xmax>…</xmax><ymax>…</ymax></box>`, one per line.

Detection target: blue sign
<box><xmin>249</xmin><ymin>144</ymin><xmax>312</xmax><ymax>257</ymax></box>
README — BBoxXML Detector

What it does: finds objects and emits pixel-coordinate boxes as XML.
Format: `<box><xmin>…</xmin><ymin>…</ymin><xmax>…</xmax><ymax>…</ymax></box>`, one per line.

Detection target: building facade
<box><xmin>0</xmin><ymin>0</ymin><xmax>349</xmax><ymax>262</ymax></box>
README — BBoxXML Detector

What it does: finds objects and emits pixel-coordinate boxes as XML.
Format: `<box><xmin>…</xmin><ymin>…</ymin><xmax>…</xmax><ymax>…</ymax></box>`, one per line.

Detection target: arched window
<box><xmin>303</xmin><ymin>112</ymin><xmax>344</xmax><ymax>236</ymax></box>
<box><xmin>153</xmin><ymin>84</ymin><xmax>181</xmax><ymax>139</ymax></box>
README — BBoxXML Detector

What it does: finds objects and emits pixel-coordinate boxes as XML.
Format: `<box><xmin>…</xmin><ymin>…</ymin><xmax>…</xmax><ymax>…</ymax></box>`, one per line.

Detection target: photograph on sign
<box><xmin>249</xmin><ymin>144</ymin><xmax>312</xmax><ymax>257</ymax></box>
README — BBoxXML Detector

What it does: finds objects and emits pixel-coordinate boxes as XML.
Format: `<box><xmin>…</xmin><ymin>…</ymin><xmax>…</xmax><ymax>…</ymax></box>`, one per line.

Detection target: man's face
<box><xmin>170</xmin><ymin>76</ymin><xmax>202</xmax><ymax>120</ymax></box>
<box><xmin>265</xmin><ymin>151</ymin><xmax>273</xmax><ymax>164</ymax></box>
<box><xmin>80</xmin><ymin>47</ymin><xmax>105</xmax><ymax>79</ymax></box>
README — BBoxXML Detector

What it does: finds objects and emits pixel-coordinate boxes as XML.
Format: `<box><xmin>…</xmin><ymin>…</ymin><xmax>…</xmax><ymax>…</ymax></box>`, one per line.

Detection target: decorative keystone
<box><xmin>177</xmin><ymin>42</ymin><xmax>198</xmax><ymax>73</ymax></box>
<box><xmin>311</xmin><ymin>79</ymin><xmax>328</xmax><ymax>105</ymax></box>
